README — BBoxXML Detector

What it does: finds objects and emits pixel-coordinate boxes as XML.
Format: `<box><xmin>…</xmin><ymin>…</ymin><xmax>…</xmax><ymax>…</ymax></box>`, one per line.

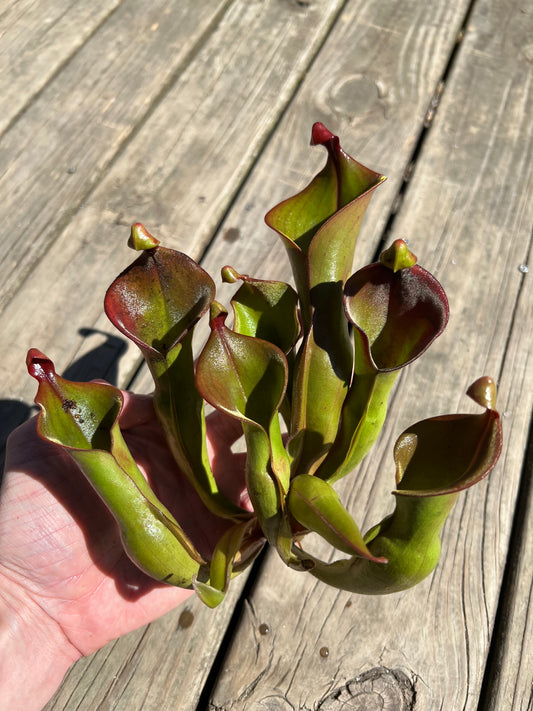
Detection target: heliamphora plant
<box><xmin>28</xmin><ymin>124</ymin><xmax>502</xmax><ymax>606</ymax></box>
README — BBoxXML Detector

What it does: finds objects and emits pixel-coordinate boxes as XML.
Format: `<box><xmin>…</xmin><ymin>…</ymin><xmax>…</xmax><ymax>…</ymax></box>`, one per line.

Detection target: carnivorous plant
<box><xmin>27</xmin><ymin>124</ymin><xmax>502</xmax><ymax>606</ymax></box>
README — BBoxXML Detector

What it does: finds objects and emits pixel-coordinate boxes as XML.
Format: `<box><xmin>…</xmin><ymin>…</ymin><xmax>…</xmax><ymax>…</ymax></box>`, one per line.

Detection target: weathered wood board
<box><xmin>0</xmin><ymin>0</ymin><xmax>123</xmax><ymax>136</ymax></box>
<box><xmin>482</xmin><ymin>420</ymin><xmax>533</xmax><ymax>711</ymax></box>
<box><xmin>0</xmin><ymin>0</ymin><xmax>236</xmax><ymax>312</ymax></box>
<box><xmin>43</xmin><ymin>574</ymin><xmax>249</xmax><ymax>711</ymax></box>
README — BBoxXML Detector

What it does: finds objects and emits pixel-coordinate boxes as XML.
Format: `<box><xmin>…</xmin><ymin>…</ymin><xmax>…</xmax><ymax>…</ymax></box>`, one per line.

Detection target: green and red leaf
<box><xmin>196</xmin><ymin>306</ymin><xmax>290</xmax><ymax>549</ymax></box>
<box><xmin>265</xmin><ymin>122</ymin><xmax>385</xmax><ymax>325</ymax></box>
<box><xmin>196</xmin><ymin>305</ymin><xmax>288</xmax><ymax>430</ymax></box>
<box><xmin>288</xmin><ymin>474</ymin><xmax>386</xmax><ymax>563</ymax></box>
<box><xmin>394</xmin><ymin>376</ymin><xmax>503</xmax><ymax>496</ymax></box>
<box><xmin>27</xmin><ymin>349</ymin><xmax>203</xmax><ymax>587</ymax></box>
<box><xmin>222</xmin><ymin>266</ymin><xmax>300</xmax><ymax>354</ymax></box>
<box><xmin>104</xmin><ymin>228</ymin><xmax>215</xmax><ymax>357</ymax></box>
<box><xmin>344</xmin><ymin>240</ymin><xmax>449</xmax><ymax>373</ymax></box>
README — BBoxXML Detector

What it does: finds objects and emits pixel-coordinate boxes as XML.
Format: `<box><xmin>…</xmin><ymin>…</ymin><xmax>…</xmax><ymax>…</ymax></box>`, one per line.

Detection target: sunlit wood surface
<box><xmin>1</xmin><ymin>1</ymin><xmax>531</xmax><ymax>708</ymax></box>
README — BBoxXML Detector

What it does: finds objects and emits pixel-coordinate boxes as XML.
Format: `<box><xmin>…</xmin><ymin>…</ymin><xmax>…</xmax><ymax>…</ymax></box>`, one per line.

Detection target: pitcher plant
<box><xmin>27</xmin><ymin>124</ymin><xmax>502</xmax><ymax>606</ymax></box>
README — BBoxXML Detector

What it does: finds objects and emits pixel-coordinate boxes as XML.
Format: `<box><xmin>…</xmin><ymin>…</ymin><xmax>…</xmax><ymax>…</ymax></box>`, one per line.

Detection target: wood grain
<box><xmin>480</xmin><ymin>255</ymin><xmax>532</xmax><ymax>710</ymax></box>
<box><xmin>193</xmin><ymin>0</ymin><xmax>473</xmax><ymax>286</ymax></box>
<box><xmin>0</xmin><ymin>0</ymin><xmax>123</xmax><ymax>136</ymax></box>
<box><xmin>0</xmin><ymin>0</ymin><xmax>234</xmax><ymax>312</ymax></box>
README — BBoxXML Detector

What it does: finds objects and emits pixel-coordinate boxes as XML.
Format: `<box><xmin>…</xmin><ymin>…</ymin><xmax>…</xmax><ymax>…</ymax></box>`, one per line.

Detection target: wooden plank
<box><xmin>0</xmin><ymin>0</ymin><xmax>123</xmax><ymax>137</ymax></box>
<box><xmin>479</xmin><ymin>264</ymin><xmax>533</xmax><ymax>709</ymax></box>
<box><xmin>0</xmin><ymin>0</ymin><xmax>234</xmax><ymax>313</ymax></box>
<box><xmin>0</xmin><ymin>0</ymin><xmax>345</xmax><ymax>433</ymax></box>
<box><xmin>485</xmin><ymin>438</ymin><xmax>533</xmax><ymax>710</ymax></box>
<box><xmin>196</xmin><ymin>0</ymin><xmax>533</xmax><ymax>708</ymax></box>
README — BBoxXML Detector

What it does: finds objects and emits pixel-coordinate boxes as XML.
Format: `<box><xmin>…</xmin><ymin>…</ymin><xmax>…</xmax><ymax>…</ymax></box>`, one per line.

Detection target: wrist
<box><xmin>0</xmin><ymin>572</ymin><xmax>80</xmax><ymax>710</ymax></box>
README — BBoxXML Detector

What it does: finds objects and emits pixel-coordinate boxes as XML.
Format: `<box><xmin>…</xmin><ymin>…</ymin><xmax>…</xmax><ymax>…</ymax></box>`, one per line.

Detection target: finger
<box><xmin>119</xmin><ymin>391</ymin><xmax>156</xmax><ymax>430</ymax></box>
<box><xmin>205</xmin><ymin>410</ymin><xmax>243</xmax><ymax>449</ymax></box>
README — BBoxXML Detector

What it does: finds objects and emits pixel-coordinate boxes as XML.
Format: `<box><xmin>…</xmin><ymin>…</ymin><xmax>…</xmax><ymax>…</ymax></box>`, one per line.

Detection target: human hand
<box><xmin>0</xmin><ymin>390</ymin><xmax>248</xmax><ymax>709</ymax></box>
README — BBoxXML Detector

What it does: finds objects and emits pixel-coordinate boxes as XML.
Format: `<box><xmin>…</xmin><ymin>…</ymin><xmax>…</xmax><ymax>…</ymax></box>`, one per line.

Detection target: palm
<box><xmin>0</xmin><ymin>392</ymin><xmax>247</xmax><ymax>656</ymax></box>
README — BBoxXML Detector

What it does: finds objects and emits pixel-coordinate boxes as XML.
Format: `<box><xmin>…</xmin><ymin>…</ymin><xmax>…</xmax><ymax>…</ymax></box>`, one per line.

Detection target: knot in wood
<box><xmin>317</xmin><ymin>667</ymin><xmax>416</xmax><ymax>710</ymax></box>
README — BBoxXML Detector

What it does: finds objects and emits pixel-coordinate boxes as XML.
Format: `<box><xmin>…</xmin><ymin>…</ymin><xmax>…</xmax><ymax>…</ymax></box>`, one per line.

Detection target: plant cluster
<box><xmin>28</xmin><ymin>124</ymin><xmax>502</xmax><ymax>606</ymax></box>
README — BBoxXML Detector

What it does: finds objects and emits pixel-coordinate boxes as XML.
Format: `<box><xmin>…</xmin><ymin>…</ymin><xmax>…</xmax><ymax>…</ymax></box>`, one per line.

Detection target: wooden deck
<box><xmin>1</xmin><ymin>0</ymin><xmax>531</xmax><ymax>708</ymax></box>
